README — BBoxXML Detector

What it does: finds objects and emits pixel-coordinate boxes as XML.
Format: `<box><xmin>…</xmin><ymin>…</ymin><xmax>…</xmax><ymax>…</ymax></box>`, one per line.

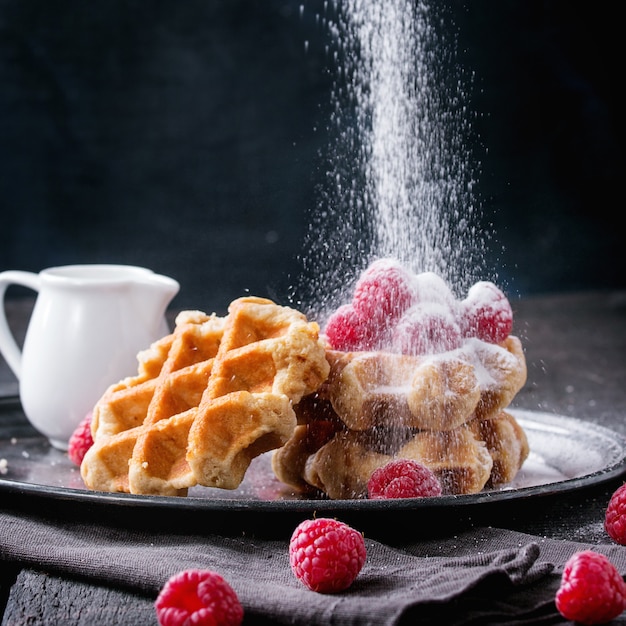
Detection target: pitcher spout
<box><xmin>132</xmin><ymin>273</ymin><xmax>180</xmax><ymax>332</ymax></box>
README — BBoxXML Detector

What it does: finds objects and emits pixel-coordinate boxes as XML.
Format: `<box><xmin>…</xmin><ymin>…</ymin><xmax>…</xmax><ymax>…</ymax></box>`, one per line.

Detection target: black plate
<box><xmin>1</xmin><ymin>398</ymin><xmax>625</xmax><ymax>536</ymax></box>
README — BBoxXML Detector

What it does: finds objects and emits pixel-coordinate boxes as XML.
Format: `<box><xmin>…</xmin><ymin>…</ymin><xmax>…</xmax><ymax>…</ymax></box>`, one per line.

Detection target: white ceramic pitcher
<box><xmin>0</xmin><ymin>264</ymin><xmax>179</xmax><ymax>450</ymax></box>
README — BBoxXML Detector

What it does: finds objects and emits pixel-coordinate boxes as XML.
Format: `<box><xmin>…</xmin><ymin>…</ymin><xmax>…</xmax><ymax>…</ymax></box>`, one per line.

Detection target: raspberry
<box><xmin>413</xmin><ymin>271</ymin><xmax>457</xmax><ymax>307</ymax></box>
<box><xmin>352</xmin><ymin>258</ymin><xmax>415</xmax><ymax>324</ymax></box>
<box><xmin>605</xmin><ymin>483</ymin><xmax>626</xmax><ymax>544</ymax></box>
<box><xmin>67</xmin><ymin>411</ymin><xmax>94</xmax><ymax>466</ymax></box>
<box><xmin>289</xmin><ymin>518</ymin><xmax>366</xmax><ymax>593</ymax></box>
<box><xmin>155</xmin><ymin>570</ymin><xmax>243</xmax><ymax>626</ymax></box>
<box><xmin>461</xmin><ymin>281</ymin><xmax>513</xmax><ymax>344</ymax></box>
<box><xmin>391</xmin><ymin>303</ymin><xmax>462</xmax><ymax>355</ymax></box>
<box><xmin>324</xmin><ymin>303</ymin><xmax>379</xmax><ymax>351</ymax></box>
<box><xmin>367</xmin><ymin>459</ymin><xmax>442</xmax><ymax>499</ymax></box>
<box><xmin>555</xmin><ymin>550</ymin><xmax>626</xmax><ymax>625</ymax></box>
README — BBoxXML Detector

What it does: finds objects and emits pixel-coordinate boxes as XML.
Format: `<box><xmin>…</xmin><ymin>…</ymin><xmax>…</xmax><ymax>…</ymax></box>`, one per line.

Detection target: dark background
<box><xmin>0</xmin><ymin>0</ymin><xmax>623</xmax><ymax>314</ymax></box>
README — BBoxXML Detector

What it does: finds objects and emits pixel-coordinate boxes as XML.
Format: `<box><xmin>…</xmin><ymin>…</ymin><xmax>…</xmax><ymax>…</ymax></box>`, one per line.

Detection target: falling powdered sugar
<box><xmin>283</xmin><ymin>3</ymin><xmax>530</xmax><ymax>479</ymax></box>
<box><xmin>294</xmin><ymin>0</ymin><xmax>486</xmax><ymax>319</ymax></box>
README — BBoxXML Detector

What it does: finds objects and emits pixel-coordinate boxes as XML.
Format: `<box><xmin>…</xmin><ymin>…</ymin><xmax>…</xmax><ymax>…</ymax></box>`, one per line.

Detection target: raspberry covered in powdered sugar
<box><xmin>324</xmin><ymin>303</ymin><xmax>378</xmax><ymax>351</ymax></box>
<box><xmin>352</xmin><ymin>258</ymin><xmax>415</xmax><ymax>322</ymax></box>
<box><xmin>324</xmin><ymin>258</ymin><xmax>513</xmax><ymax>355</ymax></box>
<box><xmin>392</xmin><ymin>302</ymin><xmax>462</xmax><ymax>355</ymax></box>
<box><xmin>460</xmin><ymin>281</ymin><xmax>513</xmax><ymax>344</ymax></box>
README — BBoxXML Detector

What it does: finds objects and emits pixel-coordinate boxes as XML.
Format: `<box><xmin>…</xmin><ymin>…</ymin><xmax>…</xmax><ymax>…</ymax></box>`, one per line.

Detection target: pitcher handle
<box><xmin>0</xmin><ymin>270</ymin><xmax>41</xmax><ymax>379</ymax></box>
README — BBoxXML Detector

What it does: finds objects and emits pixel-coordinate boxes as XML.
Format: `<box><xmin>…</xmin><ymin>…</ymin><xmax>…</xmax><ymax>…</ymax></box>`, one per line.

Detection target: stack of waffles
<box><xmin>272</xmin><ymin>337</ymin><xmax>529</xmax><ymax>499</ymax></box>
<box><xmin>272</xmin><ymin>260</ymin><xmax>530</xmax><ymax>499</ymax></box>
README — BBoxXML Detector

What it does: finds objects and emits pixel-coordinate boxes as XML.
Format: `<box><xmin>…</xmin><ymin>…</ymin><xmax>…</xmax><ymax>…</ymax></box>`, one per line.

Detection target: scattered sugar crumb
<box><xmin>21</xmin><ymin>451</ymin><xmax>29</xmax><ymax>459</ymax></box>
<box><xmin>0</xmin><ymin>458</ymin><xmax>7</xmax><ymax>474</ymax></box>
<box><xmin>568</xmin><ymin>520</ymin><xmax>607</xmax><ymax>543</ymax></box>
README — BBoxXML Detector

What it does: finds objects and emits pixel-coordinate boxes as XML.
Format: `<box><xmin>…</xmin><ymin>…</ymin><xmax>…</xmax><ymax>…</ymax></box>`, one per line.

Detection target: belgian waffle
<box><xmin>273</xmin><ymin>336</ymin><xmax>528</xmax><ymax>499</ymax></box>
<box><xmin>319</xmin><ymin>336</ymin><xmax>526</xmax><ymax>432</ymax></box>
<box><xmin>273</xmin><ymin>408</ymin><xmax>528</xmax><ymax>499</ymax></box>
<box><xmin>81</xmin><ymin>297</ymin><xmax>330</xmax><ymax>496</ymax></box>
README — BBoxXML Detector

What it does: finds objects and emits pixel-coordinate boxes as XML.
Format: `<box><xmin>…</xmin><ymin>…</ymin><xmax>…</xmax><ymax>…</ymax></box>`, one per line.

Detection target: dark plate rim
<box><xmin>1</xmin><ymin>408</ymin><xmax>625</xmax><ymax>515</ymax></box>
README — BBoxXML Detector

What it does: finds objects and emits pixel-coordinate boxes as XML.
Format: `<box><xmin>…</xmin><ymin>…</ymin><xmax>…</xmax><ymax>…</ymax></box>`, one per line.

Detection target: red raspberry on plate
<box><xmin>289</xmin><ymin>517</ymin><xmax>366</xmax><ymax>593</ymax></box>
<box><xmin>605</xmin><ymin>483</ymin><xmax>626</xmax><ymax>544</ymax></box>
<box><xmin>391</xmin><ymin>303</ymin><xmax>462</xmax><ymax>355</ymax></box>
<box><xmin>352</xmin><ymin>258</ymin><xmax>415</xmax><ymax>324</ymax></box>
<box><xmin>324</xmin><ymin>303</ymin><xmax>379</xmax><ymax>351</ymax></box>
<box><xmin>67</xmin><ymin>411</ymin><xmax>94</xmax><ymax>466</ymax></box>
<box><xmin>555</xmin><ymin>550</ymin><xmax>626</xmax><ymax>625</ymax></box>
<box><xmin>461</xmin><ymin>281</ymin><xmax>513</xmax><ymax>344</ymax></box>
<box><xmin>155</xmin><ymin>569</ymin><xmax>243</xmax><ymax>626</ymax></box>
<box><xmin>367</xmin><ymin>459</ymin><xmax>442</xmax><ymax>499</ymax></box>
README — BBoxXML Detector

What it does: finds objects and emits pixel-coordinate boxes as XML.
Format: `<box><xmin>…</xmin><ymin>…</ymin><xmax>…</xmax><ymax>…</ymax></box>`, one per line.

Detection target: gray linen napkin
<box><xmin>2</xmin><ymin>510</ymin><xmax>626</xmax><ymax>625</ymax></box>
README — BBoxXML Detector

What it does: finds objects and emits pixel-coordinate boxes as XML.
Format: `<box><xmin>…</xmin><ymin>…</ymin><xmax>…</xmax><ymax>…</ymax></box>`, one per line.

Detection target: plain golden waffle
<box><xmin>81</xmin><ymin>297</ymin><xmax>330</xmax><ymax>496</ymax></box>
